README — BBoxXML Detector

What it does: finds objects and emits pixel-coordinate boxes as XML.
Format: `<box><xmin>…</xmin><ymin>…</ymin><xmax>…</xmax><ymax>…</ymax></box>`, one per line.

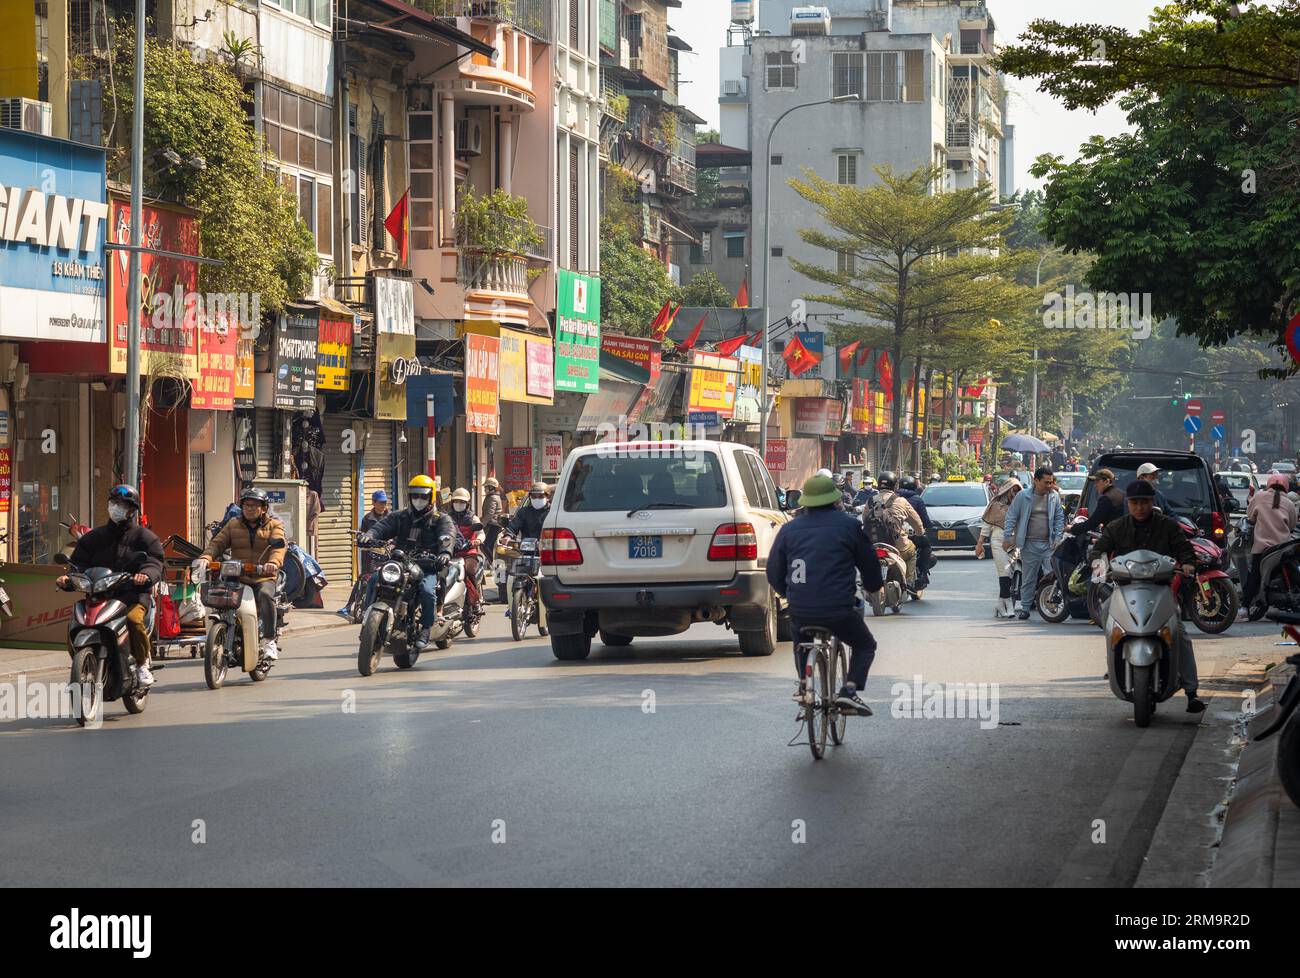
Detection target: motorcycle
<box><xmin>866</xmin><ymin>541</ymin><xmax>909</xmax><ymax>616</ymax></box>
<box><xmin>1035</xmin><ymin>521</ymin><xmax>1093</xmax><ymax>624</ymax></box>
<box><xmin>1101</xmin><ymin>550</ymin><xmax>1187</xmax><ymax>728</ymax></box>
<box><xmin>453</xmin><ymin>522</ymin><xmax>486</xmax><ymax>638</ymax></box>
<box><xmin>507</xmin><ymin>536</ymin><xmax>547</xmax><ymax>641</ymax></box>
<box><xmin>1245</xmin><ymin>536</ymin><xmax>1300</xmax><ymax>622</ymax></box>
<box><xmin>357</xmin><ymin>537</ymin><xmax>468</xmax><ymax>676</ymax></box>
<box><xmin>1255</xmin><ymin>612</ymin><xmax>1300</xmax><ymax>809</ymax></box>
<box><xmin>1173</xmin><ymin>515</ymin><xmax>1237</xmax><ymax>633</ymax></box>
<box><xmin>60</xmin><ymin>568</ymin><xmax>152</xmax><ymax>725</ymax></box>
<box><xmin>197</xmin><ymin>538</ymin><xmax>287</xmax><ymax>689</ymax></box>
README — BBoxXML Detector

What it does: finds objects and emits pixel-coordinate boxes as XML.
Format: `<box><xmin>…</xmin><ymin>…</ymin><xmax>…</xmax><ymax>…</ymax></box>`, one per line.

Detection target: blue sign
<box><xmin>688</xmin><ymin>411</ymin><xmax>720</xmax><ymax>427</ymax></box>
<box><xmin>1184</xmin><ymin>415</ymin><xmax>1201</xmax><ymax>435</ymax></box>
<box><xmin>0</xmin><ymin>128</ymin><xmax>107</xmax><ymax>342</ymax></box>
<box><xmin>405</xmin><ymin>369</ymin><xmax>457</xmax><ymax>426</ymax></box>
<box><xmin>1211</xmin><ymin>424</ymin><xmax>1225</xmax><ymax>441</ymax></box>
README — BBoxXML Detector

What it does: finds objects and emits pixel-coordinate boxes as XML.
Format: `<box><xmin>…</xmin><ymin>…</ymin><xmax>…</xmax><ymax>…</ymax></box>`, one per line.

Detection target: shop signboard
<box><xmin>465</xmin><ymin>332</ymin><xmax>500</xmax><ymax>435</ymax></box>
<box><xmin>499</xmin><ymin>327</ymin><xmax>553</xmax><ymax>405</ymax></box>
<box><xmin>0</xmin><ymin>447</ymin><xmax>10</xmax><ymax>514</ymax></box>
<box><xmin>272</xmin><ymin>311</ymin><xmax>319</xmax><ymax>410</ymax></box>
<box><xmin>765</xmin><ymin>439</ymin><xmax>788</xmax><ymax>473</ymax></box>
<box><xmin>542</xmin><ymin>433</ymin><xmax>564</xmax><ymax>476</ymax></box>
<box><xmin>0</xmin><ymin>128</ymin><xmax>107</xmax><ymax>344</ymax></box>
<box><xmin>602</xmin><ymin>333</ymin><xmax>662</xmax><ymax>421</ymax></box>
<box><xmin>555</xmin><ymin>269</ymin><xmax>601</xmax><ymax>394</ymax></box>
<box><xmin>527</xmin><ymin>339</ymin><xmax>554</xmax><ymax>400</ymax></box>
<box><xmin>315</xmin><ymin>308</ymin><xmax>354</xmax><ymax>391</ymax></box>
<box><xmin>733</xmin><ymin>345</ymin><xmax>762</xmax><ymax>424</ymax></box>
<box><xmin>850</xmin><ymin>379</ymin><xmax>871</xmax><ymax>434</ymax></box>
<box><xmin>794</xmin><ymin>398</ymin><xmax>840</xmax><ymax>437</ymax></box>
<box><xmin>374</xmin><ymin>276</ymin><xmax>415</xmax><ymax>421</ymax></box>
<box><xmin>193</xmin><ymin>316</ymin><xmax>237</xmax><ymax>411</ymax></box>
<box><xmin>108</xmin><ymin>195</ymin><xmax>200</xmax><ymax>377</ymax></box>
<box><xmin>504</xmin><ymin>447</ymin><xmax>533</xmax><ymax>490</ymax></box>
<box><xmin>687</xmin><ymin>352</ymin><xmax>737</xmax><ymax>418</ymax></box>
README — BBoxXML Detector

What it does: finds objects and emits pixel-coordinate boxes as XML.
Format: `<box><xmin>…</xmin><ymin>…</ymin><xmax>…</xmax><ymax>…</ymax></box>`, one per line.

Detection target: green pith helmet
<box><xmin>799</xmin><ymin>474</ymin><xmax>841</xmax><ymax>508</ymax></box>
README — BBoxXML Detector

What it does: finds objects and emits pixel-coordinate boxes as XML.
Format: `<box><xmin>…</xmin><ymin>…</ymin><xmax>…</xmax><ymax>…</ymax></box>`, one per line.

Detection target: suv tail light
<box><xmin>540</xmin><ymin>528</ymin><xmax>583</xmax><ymax>565</ymax></box>
<box><xmin>708</xmin><ymin>523</ymin><xmax>758</xmax><ymax>560</ymax></box>
<box><xmin>1211</xmin><ymin>510</ymin><xmax>1225</xmax><ymax>541</ymax></box>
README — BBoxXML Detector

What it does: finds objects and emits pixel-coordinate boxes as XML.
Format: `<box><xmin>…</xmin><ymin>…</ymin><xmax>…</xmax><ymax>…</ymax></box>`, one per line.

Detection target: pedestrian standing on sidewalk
<box><xmin>1002</xmin><ymin>467</ymin><xmax>1065</xmax><ymax>620</ymax></box>
<box><xmin>976</xmin><ymin>476</ymin><xmax>1022</xmax><ymax>618</ymax></box>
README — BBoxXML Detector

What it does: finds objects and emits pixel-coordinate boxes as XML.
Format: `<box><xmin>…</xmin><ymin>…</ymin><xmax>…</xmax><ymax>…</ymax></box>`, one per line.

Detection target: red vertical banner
<box><xmin>851</xmin><ymin>379</ymin><xmax>871</xmax><ymax>434</ymax></box>
<box><xmin>464</xmin><ymin>332</ymin><xmax>501</xmax><ymax>435</ymax></box>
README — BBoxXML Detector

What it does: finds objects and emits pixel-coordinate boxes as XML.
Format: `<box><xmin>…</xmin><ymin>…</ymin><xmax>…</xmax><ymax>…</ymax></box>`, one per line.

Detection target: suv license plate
<box><xmin>629</xmin><ymin>536</ymin><xmax>663</xmax><ymax>559</ymax></box>
<box><xmin>938</xmin><ymin>530</ymin><xmax>957</xmax><ymax>540</ymax></box>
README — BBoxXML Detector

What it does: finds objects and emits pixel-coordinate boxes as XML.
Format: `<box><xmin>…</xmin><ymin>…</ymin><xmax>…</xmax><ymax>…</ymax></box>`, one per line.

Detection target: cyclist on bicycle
<box><xmin>767</xmin><ymin>473</ymin><xmax>884</xmax><ymax>716</ymax></box>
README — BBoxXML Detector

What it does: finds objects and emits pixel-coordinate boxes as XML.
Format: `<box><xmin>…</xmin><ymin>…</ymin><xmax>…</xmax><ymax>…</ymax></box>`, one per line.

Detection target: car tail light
<box><xmin>540</xmin><ymin>528</ymin><xmax>583</xmax><ymax>566</ymax></box>
<box><xmin>1211</xmin><ymin>511</ymin><xmax>1225</xmax><ymax>541</ymax></box>
<box><xmin>708</xmin><ymin>523</ymin><xmax>758</xmax><ymax>560</ymax></box>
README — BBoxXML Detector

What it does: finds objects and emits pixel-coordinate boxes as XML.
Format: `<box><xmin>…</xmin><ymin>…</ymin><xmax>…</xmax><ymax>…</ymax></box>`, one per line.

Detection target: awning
<box><xmin>631</xmin><ymin>368</ymin><xmax>682</xmax><ymax>423</ymax></box>
<box><xmin>366</xmin><ymin>0</ymin><xmax>498</xmax><ymax>57</ymax></box>
<box><xmin>576</xmin><ymin>380</ymin><xmax>643</xmax><ymax>432</ymax></box>
<box><xmin>315</xmin><ymin>297</ymin><xmax>358</xmax><ymax>320</ymax></box>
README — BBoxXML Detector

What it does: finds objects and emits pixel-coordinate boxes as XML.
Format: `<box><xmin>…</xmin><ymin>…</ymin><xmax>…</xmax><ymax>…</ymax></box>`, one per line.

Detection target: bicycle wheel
<box><xmin>806</xmin><ymin>645</ymin><xmax>829</xmax><ymax>760</ymax></box>
<box><xmin>829</xmin><ymin>640</ymin><xmax>848</xmax><ymax>746</ymax></box>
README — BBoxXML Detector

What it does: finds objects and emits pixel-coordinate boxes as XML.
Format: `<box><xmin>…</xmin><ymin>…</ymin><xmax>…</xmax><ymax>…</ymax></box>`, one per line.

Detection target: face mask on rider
<box><xmin>411</xmin><ymin>496</ymin><xmax>430</xmax><ymax>512</ymax></box>
<box><xmin>530</xmin><ymin>496</ymin><xmax>546</xmax><ymax>510</ymax></box>
<box><xmin>108</xmin><ymin>502</ymin><xmax>130</xmax><ymax>524</ymax></box>
<box><xmin>452</xmin><ymin>503</ymin><xmax>467</xmax><ymax>514</ymax></box>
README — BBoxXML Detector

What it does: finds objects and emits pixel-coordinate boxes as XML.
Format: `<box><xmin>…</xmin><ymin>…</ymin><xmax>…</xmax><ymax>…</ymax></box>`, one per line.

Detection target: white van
<box><xmin>538</xmin><ymin>440</ymin><xmax>792</xmax><ymax>660</ymax></box>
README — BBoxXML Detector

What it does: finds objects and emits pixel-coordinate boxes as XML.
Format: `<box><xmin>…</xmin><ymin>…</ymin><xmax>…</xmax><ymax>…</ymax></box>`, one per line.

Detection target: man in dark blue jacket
<box><xmin>767</xmin><ymin>474</ymin><xmax>885</xmax><ymax>716</ymax></box>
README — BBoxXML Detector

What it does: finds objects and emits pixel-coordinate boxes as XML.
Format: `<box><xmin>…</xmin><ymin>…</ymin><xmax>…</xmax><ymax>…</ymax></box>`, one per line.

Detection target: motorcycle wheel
<box><xmin>1278</xmin><ymin>715</ymin><xmax>1300</xmax><ymax>810</ymax></box>
<box><xmin>435</xmin><ymin>636</ymin><xmax>452</xmax><ymax>650</ymax></box>
<box><xmin>1035</xmin><ymin>579</ymin><xmax>1070</xmax><ymax>624</ymax></box>
<box><xmin>358</xmin><ymin>608</ymin><xmax>386</xmax><ymax>677</ymax></box>
<box><xmin>1132</xmin><ymin>664</ymin><xmax>1154</xmax><ymax>728</ymax></box>
<box><xmin>1247</xmin><ymin>594</ymin><xmax>1268</xmax><ymax>622</ymax></box>
<box><xmin>204</xmin><ymin>622</ymin><xmax>229</xmax><ymax>690</ymax></box>
<box><xmin>463</xmin><ymin>606</ymin><xmax>480</xmax><ymax>638</ymax></box>
<box><xmin>511</xmin><ymin>588</ymin><xmax>530</xmax><ymax>642</ymax></box>
<box><xmin>393</xmin><ymin>650</ymin><xmax>417</xmax><ymax>669</ymax></box>
<box><xmin>868</xmin><ymin>590</ymin><xmax>885</xmax><ymax>617</ymax></box>
<box><xmin>123</xmin><ymin>685</ymin><xmax>148</xmax><ymax>714</ymax></box>
<box><xmin>248</xmin><ymin>664</ymin><xmax>267</xmax><ymax>682</ymax></box>
<box><xmin>1189</xmin><ymin>578</ymin><xmax>1239</xmax><ymax>635</ymax></box>
<box><xmin>70</xmin><ymin>649</ymin><xmax>101</xmax><ymax>727</ymax></box>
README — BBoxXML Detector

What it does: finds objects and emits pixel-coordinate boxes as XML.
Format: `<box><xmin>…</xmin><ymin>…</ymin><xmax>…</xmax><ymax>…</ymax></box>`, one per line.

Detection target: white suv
<box><xmin>538</xmin><ymin>440</ymin><xmax>791</xmax><ymax>660</ymax></box>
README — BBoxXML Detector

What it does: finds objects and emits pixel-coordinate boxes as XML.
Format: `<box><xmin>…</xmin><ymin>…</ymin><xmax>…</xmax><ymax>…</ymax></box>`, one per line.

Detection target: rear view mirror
<box><xmin>785</xmin><ymin>490</ymin><xmax>802</xmax><ymax>510</ymax></box>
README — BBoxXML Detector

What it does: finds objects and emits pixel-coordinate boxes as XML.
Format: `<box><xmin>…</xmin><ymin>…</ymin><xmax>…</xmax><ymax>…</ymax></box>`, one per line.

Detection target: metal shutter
<box><xmin>363</xmin><ymin>421</ymin><xmax>397</xmax><ymax>507</ymax></box>
<box><xmin>188</xmin><ymin>452</ymin><xmax>205</xmax><ymax>544</ymax></box>
<box><xmin>569</xmin><ymin>143</ymin><xmax>580</xmax><ymax>268</ymax></box>
<box><xmin>256</xmin><ymin>409</ymin><xmax>277</xmax><ymax>478</ymax></box>
<box><xmin>316</xmin><ymin>415</ymin><xmax>357</xmax><ymax>584</ymax></box>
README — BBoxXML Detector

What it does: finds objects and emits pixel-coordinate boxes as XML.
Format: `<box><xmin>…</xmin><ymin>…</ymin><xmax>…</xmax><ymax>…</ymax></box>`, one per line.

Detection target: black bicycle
<box><xmin>792</xmin><ymin>626</ymin><xmax>850</xmax><ymax>760</ymax></box>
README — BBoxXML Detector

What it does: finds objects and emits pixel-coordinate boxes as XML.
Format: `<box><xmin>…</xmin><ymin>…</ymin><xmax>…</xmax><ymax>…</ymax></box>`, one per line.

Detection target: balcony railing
<box><xmin>664</xmin><ymin>156</ymin><xmax>696</xmax><ymax>194</ymax></box>
<box><xmin>458</xmin><ymin>253</ymin><xmax>531</xmax><ymax>296</ymax></box>
<box><xmin>454</xmin><ymin>218</ymin><xmax>552</xmax><ymax>262</ymax></box>
<box><xmin>414</xmin><ymin>0</ymin><xmax>552</xmax><ymax>43</ymax></box>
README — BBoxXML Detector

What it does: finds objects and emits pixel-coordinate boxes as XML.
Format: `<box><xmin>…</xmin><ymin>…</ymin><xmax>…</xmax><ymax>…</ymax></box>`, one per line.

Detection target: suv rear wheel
<box><xmin>551</xmin><ymin>632</ymin><xmax>592</xmax><ymax>661</ymax></box>
<box><xmin>738</xmin><ymin>591</ymin><xmax>777</xmax><ymax>657</ymax></box>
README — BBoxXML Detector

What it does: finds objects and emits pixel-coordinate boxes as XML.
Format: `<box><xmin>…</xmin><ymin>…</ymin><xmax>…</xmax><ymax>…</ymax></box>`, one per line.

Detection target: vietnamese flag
<box><xmin>384</xmin><ymin>190</ymin><xmax>410</xmax><ymax>264</ymax></box>
<box><xmin>717</xmin><ymin>331</ymin><xmax>750</xmax><ymax>357</ymax></box>
<box><xmin>855</xmin><ymin>345</ymin><xmax>873</xmax><ymax>378</ymax></box>
<box><xmin>677</xmin><ymin>313</ymin><xmax>707</xmax><ymax>352</ymax></box>
<box><xmin>652</xmin><ymin>302</ymin><xmax>681</xmax><ymax>341</ymax></box>
<box><xmin>783</xmin><ymin>333</ymin><xmax>819</xmax><ymax>377</ymax></box>
<box><xmin>838</xmin><ymin>341</ymin><xmax>860</xmax><ymax>376</ymax></box>
<box><xmin>877</xmin><ymin>351</ymin><xmax>894</xmax><ymax>401</ymax></box>
<box><xmin>734</xmin><ymin>276</ymin><xmax>750</xmax><ymax>309</ymax></box>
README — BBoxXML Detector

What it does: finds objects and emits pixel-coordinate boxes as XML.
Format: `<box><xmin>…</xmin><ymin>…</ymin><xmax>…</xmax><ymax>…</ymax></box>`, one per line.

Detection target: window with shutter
<box><xmin>833</xmin><ymin>52</ymin><xmax>863</xmax><ymax>100</ymax></box>
<box><xmin>569</xmin><ymin>0</ymin><xmax>579</xmax><ymax>48</ymax></box>
<box><xmin>836</xmin><ymin>154</ymin><xmax>857</xmax><ymax>185</ymax></box>
<box><xmin>371</xmin><ymin>112</ymin><xmax>386</xmax><ymax>250</ymax></box>
<box><xmin>904</xmin><ymin>50</ymin><xmax>924</xmax><ymax>102</ymax></box>
<box><xmin>350</xmin><ymin>105</ymin><xmax>368</xmax><ymax>248</ymax></box>
<box><xmin>569</xmin><ymin>143</ymin><xmax>580</xmax><ymax>268</ymax></box>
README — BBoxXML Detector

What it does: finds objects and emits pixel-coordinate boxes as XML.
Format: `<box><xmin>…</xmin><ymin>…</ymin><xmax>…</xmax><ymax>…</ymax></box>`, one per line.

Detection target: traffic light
<box><xmin>1170</xmin><ymin>377</ymin><xmax>1184</xmax><ymax>407</ymax></box>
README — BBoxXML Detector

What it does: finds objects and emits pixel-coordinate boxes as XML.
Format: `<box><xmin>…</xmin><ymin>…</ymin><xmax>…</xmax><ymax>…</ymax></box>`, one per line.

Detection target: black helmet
<box><xmin>899</xmin><ymin>475</ymin><xmax>918</xmax><ymax>491</ymax></box>
<box><xmin>108</xmin><ymin>484</ymin><xmax>141</xmax><ymax>509</ymax></box>
<box><xmin>240</xmin><ymin>487</ymin><xmax>269</xmax><ymax>506</ymax></box>
<box><xmin>877</xmin><ymin>471</ymin><xmax>898</xmax><ymax>489</ymax></box>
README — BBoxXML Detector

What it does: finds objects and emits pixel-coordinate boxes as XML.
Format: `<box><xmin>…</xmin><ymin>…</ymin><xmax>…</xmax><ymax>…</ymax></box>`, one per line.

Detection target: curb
<box><xmin>1211</xmin><ymin>663</ymin><xmax>1295</xmax><ymax>887</ymax></box>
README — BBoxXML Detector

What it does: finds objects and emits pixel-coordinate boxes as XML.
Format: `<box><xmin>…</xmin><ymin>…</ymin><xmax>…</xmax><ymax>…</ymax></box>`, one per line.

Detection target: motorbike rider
<box><xmin>1243</xmin><ymin>472</ymin><xmax>1299</xmax><ymax>615</ymax></box>
<box><xmin>1088</xmin><ymin>479</ymin><xmax>1205</xmax><ymax>713</ymax></box>
<box><xmin>357</xmin><ymin>475</ymin><xmax>456</xmax><ymax>649</ymax></box>
<box><xmin>57</xmin><ymin>485</ymin><xmax>165</xmax><ymax>688</ymax></box>
<box><xmin>1002</xmin><ymin>467</ymin><xmax>1065</xmax><ymax>620</ymax></box>
<box><xmin>863</xmin><ymin>471</ymin><xmax>925</xmax><ymax>586</ymax></box>
<box><xmin>767</xmin><ymin>473</ymin><xmax>885</xmax><ymax>716</ymax></box>
<box><xmin>447</xmin><ymin>487</ymin><xmax>484</xmax><ymax>610</ymax></box>
<box><xmin>339</xmin><ymin>490</ymin><xmax>391</xmax><ymax>618</ymax></box>
<box><xmin>480</xmin><ymin>477</ymin><xmax>506</xmax><ymax>561</ymax></box>
<box><xmin>505</xmin><ymin>482</ymin><xmax>551</xmax><ymax>630</ymax></box>
<box><xmin>200</xmin><ymin>487</ymin><xmax>287</xmax><ymax>662</ymax></box>
<box><xmin>897</xmin><ymin>475</ymin><xmax>935</xmax><ymax>588</ymax></box>
<box><xmin>1070</xmin><ymin>469</ymin><xmax>1124</xmax><ymax>538</ymax></box>
<box><xmin>1136</xmin><ymin>463</ymin><xmax>1172</xmax><ymax>512</ymax></box>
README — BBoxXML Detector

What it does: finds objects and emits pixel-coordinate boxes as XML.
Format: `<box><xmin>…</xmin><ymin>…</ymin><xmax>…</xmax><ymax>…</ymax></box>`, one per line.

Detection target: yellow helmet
<box><xmin>408</xmin><ymin>475</ymin><xmax>435</xmax><ymax>491</ymax></box>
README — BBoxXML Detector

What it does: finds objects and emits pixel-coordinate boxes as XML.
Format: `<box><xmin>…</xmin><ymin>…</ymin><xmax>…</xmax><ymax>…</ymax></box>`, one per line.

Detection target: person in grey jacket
<box><xmin>1002</xmin><ymin>467</ymin><xmax>1065</xmax><ymax>620</ymax></box>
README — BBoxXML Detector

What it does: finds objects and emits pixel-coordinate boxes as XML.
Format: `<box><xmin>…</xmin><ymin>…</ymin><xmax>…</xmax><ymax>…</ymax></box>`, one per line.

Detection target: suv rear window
<box><xmin>1083</xmin><ymin>457</ymin><xmax>1217</xmax><ymax>519</ymax></box>
<box><xmin>1219</xmin><ymin>474</ymin><xmax>1253</xmax><ymax>490</ymax></box>
<box><xmin>562</xmin><ymin>451</ymin><xmax>729</xmax><ymax>512</ymax></box>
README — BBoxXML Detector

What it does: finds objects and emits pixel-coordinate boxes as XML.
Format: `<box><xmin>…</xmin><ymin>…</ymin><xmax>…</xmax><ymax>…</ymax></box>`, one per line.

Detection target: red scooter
<box><xmin>1172</xmin><ymin>516</ymin><xmax>1238</xmax><ymax>633</ymax></box>
<box><xmin>453</xmin><ymin>522</ymin><xmax>486</xmax><ymax>638</ymax></box>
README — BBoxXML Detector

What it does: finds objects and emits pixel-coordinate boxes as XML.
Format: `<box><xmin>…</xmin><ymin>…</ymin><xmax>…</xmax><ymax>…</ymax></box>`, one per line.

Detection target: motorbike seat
<box><xmin>1266</xmin><ymin>610</ymin><xmax>1300</xmax><ymax>626</ymax></box>
<box><xmin>1259</xmin><ymin>537</ymin><xmax>1300</xmax><ymax>558</ymax></box>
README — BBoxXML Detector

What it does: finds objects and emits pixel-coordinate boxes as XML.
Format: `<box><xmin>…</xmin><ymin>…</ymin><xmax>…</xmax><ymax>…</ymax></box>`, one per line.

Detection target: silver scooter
<box><xmin>196</xmin><ymin>538</ymin><xmax>286</xmax><ymax>689</ymax></box>
<box><xmin>1101</xmin><ymin>550</ymin><xmax>1185</xmax><ymax>727</ymax></box>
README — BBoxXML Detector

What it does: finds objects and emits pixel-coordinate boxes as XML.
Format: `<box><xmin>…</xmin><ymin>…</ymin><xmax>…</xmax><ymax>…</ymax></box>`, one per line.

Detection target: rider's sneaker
<box><xmin>335</xmin><ymin>607</ymin><xmax>352</xmax><ymax>619</ymax></box>
<box><xmin>134</xmin><ymin>664</ymin><xmax>155</xmax><ymax>689</ymax></box>
<box><xmin>834</xmin><ymin>686</ymin><xmax>872</xmax><ymax>716</ymax></box>
<box><xmin>1186</xmin><ymin>694</ymin><xmax>1207</xmax><ymax>714</ymax></box>
<box><xmin>261</xmin><ymin>640</ymin><xmax>279</xmax><ymax>661</ymax></box>
<box><xmin>415</xmin><ymin>627</ymin><xmax>432</xmax><ymax>649</ymax></box>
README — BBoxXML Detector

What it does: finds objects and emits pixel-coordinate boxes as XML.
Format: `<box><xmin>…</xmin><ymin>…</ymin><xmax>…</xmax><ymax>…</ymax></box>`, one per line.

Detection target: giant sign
<box><xmin>555</xmin><ymin>269</ymin><xmax>601</xmax><ymax>394</ymax></box>
<box><xmin>374</xmin><ymin>277</ymin><xmax>415</xmax><ymax>421</ymax></box>
<box><xmin>0</xmin><ymin>129</ymin><xmax>107</xmax><ymax>343</ymax></box>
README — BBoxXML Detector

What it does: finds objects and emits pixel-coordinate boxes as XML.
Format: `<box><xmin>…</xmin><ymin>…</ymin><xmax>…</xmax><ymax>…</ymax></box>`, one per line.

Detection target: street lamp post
<box><xmin>759</xmin><ymin>93</ymin><xmax>861</xmax><ymax>460</ymax></box>
<box><xmin>125</xmin><ymin>0</ymin><xmax>146</xmax><ymax>488</ymax></box>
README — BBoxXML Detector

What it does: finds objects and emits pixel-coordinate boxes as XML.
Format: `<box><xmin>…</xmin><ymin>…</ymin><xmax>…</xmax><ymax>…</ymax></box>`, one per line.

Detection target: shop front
<box><xmin>496</xmin><ymin>325</ymin><xmax>553</xmax><ymax>488</ymax></box>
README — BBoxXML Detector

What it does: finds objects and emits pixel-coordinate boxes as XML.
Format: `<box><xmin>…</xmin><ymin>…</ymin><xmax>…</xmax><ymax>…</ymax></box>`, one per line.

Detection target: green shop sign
<box><xmin>555</xmin><ymin>269</ymin><xmax>601</xmax><ymax>395</ymax></box>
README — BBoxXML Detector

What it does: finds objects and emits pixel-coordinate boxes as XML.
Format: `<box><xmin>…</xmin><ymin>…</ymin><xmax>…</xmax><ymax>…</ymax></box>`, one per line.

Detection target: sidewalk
<box><xmin>0</xmin><ymin>584</ymin><xmax>357</xmax><ymax>680</ymax></box>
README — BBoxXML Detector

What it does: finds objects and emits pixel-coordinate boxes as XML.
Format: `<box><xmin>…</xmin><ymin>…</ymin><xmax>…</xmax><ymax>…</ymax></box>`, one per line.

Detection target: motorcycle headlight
<box><xmin>221</xmin><ymin>560</ymin><xmax>243</xmax><ymax>579</ymax></box>
<box><xmin>380</xmin><ymin>562</ymin><xmax>402</xmax><ymax>584</ymax></box>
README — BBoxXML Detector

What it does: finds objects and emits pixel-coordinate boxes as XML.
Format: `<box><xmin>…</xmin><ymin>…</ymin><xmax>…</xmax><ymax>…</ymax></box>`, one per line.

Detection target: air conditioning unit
<box><xmin>629</xmin><ymin>56</ymin><xmax>644</xmax><ymax>72</ymax></box>
<box><xmin>455</xmin><ymin>118</ymin><xmax>483</xmax><ymax>157</ymax></box>
<box><xmin>722</xmin><ymin>79</ymin><xmax>742</xmax><ymax>96</ymax></box>
<box><xmin>790</xmin><ymin>6</ymin><xmax>831</xmax><ymax>37</ymax></box>
<box><xmin>0</xmin><ymin>98</ymin><xmax>52</xmax><ymax>136</ymax></box>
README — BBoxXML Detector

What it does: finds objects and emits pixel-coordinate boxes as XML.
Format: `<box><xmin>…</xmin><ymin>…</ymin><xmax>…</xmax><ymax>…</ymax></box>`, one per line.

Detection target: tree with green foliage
<box><xmin>693</xmin><ymin>129</ymin><xmax>720</xmax><ymax>208</ymax></box>
<box><xmin>998</xmin><ymin>3</ymin><xmax>1300</xmax><ymax>359</ymax></box>
<box><xmin>600</xmin><ymin>224</ymin><xmax>678</xmax><ymax>337</ymax></box>
<box><xmin>678</xmin><ymin>270</ymin><xmax>734</xmax><ymax>308</ymax></box>
<box><xmin>790</xmin><ymin>164</ymin><xmax>1038</xmax><ymax>468</ymax></box>
<box><xmin>112</xmin><ymin>29</ymin><xmax>316</xmax><ymax>313</ymax></box>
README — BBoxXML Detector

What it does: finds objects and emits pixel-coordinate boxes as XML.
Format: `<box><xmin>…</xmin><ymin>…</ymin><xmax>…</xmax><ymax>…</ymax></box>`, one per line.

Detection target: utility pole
<box><xmin>124</xmin><ymin>0</ymin><xmax>146</xmax><ymax>487</ymax></box>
